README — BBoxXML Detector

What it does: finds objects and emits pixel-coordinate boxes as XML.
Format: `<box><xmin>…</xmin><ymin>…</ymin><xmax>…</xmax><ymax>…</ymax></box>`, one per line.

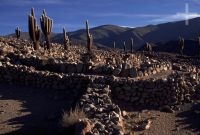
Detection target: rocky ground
<box><xmin>0</xmin><ymin>37</ymin><xmax>200</xmax><ymax>135</ymax></box>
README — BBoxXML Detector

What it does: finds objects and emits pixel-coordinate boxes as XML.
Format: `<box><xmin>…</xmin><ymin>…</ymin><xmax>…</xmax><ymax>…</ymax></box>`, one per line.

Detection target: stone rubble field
<box><xmin>0</xmin><ymin>37</ymin><xmax>200</xmax><ymax>135</ymax></box>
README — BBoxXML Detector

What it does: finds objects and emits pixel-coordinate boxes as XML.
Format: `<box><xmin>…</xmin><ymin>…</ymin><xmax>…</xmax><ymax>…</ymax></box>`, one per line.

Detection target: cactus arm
<box><xmin>28</xmin><ymin>8</ymin><xmax>40</xmax><ymax>50</ymax></box>
<box><xmin>40</xmin><ymin>9</ymin><xmax>53</xmax><ymax>50</ymax></box>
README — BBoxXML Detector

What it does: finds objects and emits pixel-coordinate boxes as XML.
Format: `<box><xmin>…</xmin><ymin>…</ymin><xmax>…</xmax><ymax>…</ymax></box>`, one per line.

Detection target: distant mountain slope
<box><xmin>138</xmin><ymin>17</ymin><xmax>200</xmax><ymax>43</ymax></box>
<box><xmin>6</xmin><ymin>17</ymin><xmax>200</xmax><ymax>52</ymax></box>
<box><xmin>52</xmin><ymin>24</ymin><xmax>131</xmax><ymax>48</ymax></box>
<box><xmin>153</xmin><ymin>40</ymin><xmax>199</xmax><ymax>56</ymax></box>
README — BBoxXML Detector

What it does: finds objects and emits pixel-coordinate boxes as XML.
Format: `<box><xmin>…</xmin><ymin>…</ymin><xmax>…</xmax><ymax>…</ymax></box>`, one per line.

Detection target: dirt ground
<box><xmin>0</xmin><ymin>83</ymin><xmax>75</xmax><ymax>135</ymax></box>
<box><xmin>0</xmin><ymin>83</ymin><xmax>200</xmax><ymax>135</ymax></box>
<box><xmin>120</xmin><ymin>102</ymin><xmax>200</xmax><ymax>135</ymax></box>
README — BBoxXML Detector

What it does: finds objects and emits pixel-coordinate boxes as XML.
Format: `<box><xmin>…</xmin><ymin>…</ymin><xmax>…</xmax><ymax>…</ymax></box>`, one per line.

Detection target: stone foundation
<box><xmin>6</xmin><ymin>52</ymin><xmax>172</xmax><ymax>78</ymax></box>
<box><xmin>111</xmin><ymin>76</ymin><xmax>198</xmax><ymax>108</ymax></box>
<box><xmin>0</xmin><ymin>61</ymin><xmax>199</xmax><ymax>134</ymax></box>
<box><xmin>0</xmin><ymin>61</ymin><xmax>198</xmax><ymax>108</ymax></box>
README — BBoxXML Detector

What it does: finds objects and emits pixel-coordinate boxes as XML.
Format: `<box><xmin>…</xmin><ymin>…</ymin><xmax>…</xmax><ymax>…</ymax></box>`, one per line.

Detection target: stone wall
<box><xmin>0</xmin><ymin>61</ymin><xmax>199</xmax><ymax>109</ymax></box>
<box><xmin>0</xmin><ymin>61</ymin><xmax>199</xmax><ymax>134</ymax></box>
<box><xmin>6</xmin><ymin>52</ymin><xmax>172</xmax><ymax>78</ymax></box>
<box><xmin>111</xmin><ymin>75</ymin><xmax>199</xmax><ymax>108</ymax></box>
<box><xmin>0</xmin><ymin>62</ymin><xmax>90</xmax><ymax>102</ymax></box>
<box><xmin>79</xmin><ymin>83</ymin><xmax>123</xmax><ymax>135</ymax></box>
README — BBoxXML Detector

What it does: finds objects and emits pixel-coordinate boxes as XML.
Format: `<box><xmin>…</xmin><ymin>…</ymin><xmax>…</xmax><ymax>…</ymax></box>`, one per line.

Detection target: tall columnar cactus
<box><xmin>113</xmin><ymin>41</ymin><xmax>116</xmax><ymax>50</ymax></box>
<box><xmin>179</xmin><ymin>36</ymin><xmax>184</xmax><ymax>55</ymax></box>
<box><xmin>123</xmin><ymin>41</ymin><xmax>126</xmax><ymax>52</ymax></box>
<box><xmin>28</xmin><ymin>8</ymin><xmax>41</xmax><ymax>50</ymax></box>
<box><xmin>86</xmin><ymin>20</ymin><xmax>93</xmax><ymax>53</ymax></box>
<box><xmin>40</xmin><ymin>9</ymin><xmax>53</xmax><ymax>50</ymax></box>
<box><xmin>63</xmin><ymin>27</ymin><xmax>70</xmax><ymax>50</ymax></box>
<box><xmin>145</xmin><ymin>42</ymin><xmax>152</xmax><ymax>52</ymax></box>
<box><xmin>15</xmin><ymin>26</ymin><xmax>21</xmax><ymax>39</ymax></box>
<box><xmin>131</xmin><ymin>38</ymin><xmax>133</xmax><ymax>53</ymax></box>
<box><xmin>198</xmin><ymin>37</ymin><xmax>200</xmax><ymax>57</ymax></box>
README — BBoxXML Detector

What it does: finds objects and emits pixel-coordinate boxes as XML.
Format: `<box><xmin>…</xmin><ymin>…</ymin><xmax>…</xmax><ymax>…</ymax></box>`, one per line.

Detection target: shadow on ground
<box><xmin>176</xmin><ymin>103</ymin><xmax>200</xmax><ymax>134</ymax></box>
<box><xmin>0</xmin><ymin>83</ymin><xmax>85</xmax><ymax>135</ymax></box>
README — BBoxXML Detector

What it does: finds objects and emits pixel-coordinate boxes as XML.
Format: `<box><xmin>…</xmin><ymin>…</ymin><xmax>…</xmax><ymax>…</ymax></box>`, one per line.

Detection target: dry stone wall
<box><xmin>111</xmin><ymin>75</ymin><xmax>199</xmax><ymax>108</ymax></box>
<box><xmin>0</xmin><ymin>61</ymin><xmax>199</xmax><ymax>134</ymax></box>
<box><xmin>79</xmin><ymin>83</ymin><xmax>123</xmax><ymax>135</ymax></box>
<box><xmin>0</xmin><ymin>61</ymin><xmax>199</xmax><ymax>109</ymax></box>
<box><xmin>6</xmin><ymin>52</ymin><xmax>172</xmax><ymax>78</ymax></box>
<box><xmin>0</xmin><ymin>61</ymin><xmax>89</xmax><ymax>100</ymax></box>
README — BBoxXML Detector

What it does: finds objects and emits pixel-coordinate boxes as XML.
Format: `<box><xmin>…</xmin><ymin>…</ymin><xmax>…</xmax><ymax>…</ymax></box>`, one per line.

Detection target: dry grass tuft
<box><xmin>61</xmin><ymin>105</ymin><xmax>87</xmax><ymax>128</ymax></box>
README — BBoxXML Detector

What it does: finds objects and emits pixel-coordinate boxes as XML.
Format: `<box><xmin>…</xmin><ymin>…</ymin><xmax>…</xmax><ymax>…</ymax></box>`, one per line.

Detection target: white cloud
<box><xmin>150</xmin><ymin>13</ymin><xmax>200</xmax><ymax>23</ymax></box>
<box><xmin>121</xmin><ymin>25</ymin><xmax>135</xmax><ymax>28</ymax></box>
<box><xmin>93</xmin><ymin>13</ymin><xmax>161</xmax><ymax>18</ymax></box>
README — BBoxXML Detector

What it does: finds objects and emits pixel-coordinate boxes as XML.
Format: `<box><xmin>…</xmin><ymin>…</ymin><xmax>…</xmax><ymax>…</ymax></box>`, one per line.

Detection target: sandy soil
<box><xmin>122</xmin><ymin>103</ymin><xmax>200</xmax><ymax>135</ymax></box>
<box><xmin>0</xmin><ymin>83</ymin><xmax>75</xmax><ymax>135</ymax></box>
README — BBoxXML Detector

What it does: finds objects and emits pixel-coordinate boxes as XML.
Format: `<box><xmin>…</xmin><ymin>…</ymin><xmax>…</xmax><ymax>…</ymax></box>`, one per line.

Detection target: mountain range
<box><xmin>7</xmin><ymin>17</ymin><xmax>200</xmax><ymax>54</ymax></box>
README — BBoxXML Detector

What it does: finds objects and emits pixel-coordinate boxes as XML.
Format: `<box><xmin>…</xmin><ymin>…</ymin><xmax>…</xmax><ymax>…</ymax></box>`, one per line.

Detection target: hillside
<box><xmin>139</xmin><ymin>18</ymin><xmax>200</xmax><ymax>43</ymax></box>
<box><xmin>7</xmin><ymin>17</ymin><xmax>200</xmax><ymax>52</ymax></box>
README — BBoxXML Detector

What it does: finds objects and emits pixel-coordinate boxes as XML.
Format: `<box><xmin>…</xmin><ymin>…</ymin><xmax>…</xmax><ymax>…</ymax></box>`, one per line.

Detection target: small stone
<box><xmin>138</xmin><ymin>71</ymin><xmax>143</xmax><ymax>77</ymax></box>
<box><xmin>122</xmin><ymin>110</ymin><xmax>127</xmax><ymax>117</ymax></box>
<box><xmin>89</xmin><ymin>104</ymin><xmax>96</xmax><ymax>109</ymax></box>
<box><xmin>75</xmin><ymin>118</ymin><xmax>93</xmax><ymax>135</ymax></box>
<box><xmin>163</xmin><ymin>67</ymin><xmax>168</xmax><ymax>71</ymax></box>
<box><xmin>152</xmin><ymin>70</ymin><xmax>157</xmax><ymax>74</ymax></box>
<box><xmin>0</xmin><ymin>111</ymin><xmax>5</xmax><ymax>114</ymax></box>
<box><xmin>145</xmin><ymin>119</ymin><xmax>152</xmax><ymax>130</ymax></box>
<box><xmin>139</xmin><ymin>119</ymin><xmax>152</xmax><ymax>130</ymax></box>
<box><xmin>94</xmin><ymin>122</ymin><xmax>105</xmax><ymax>131</ymax></box>
<box><xmin>144</xmin><ymin>71</ymin><xmax>148</xmax><ymax>76</ymax></box>
<box><xmin>98</xmin><ymin>108</ymin><xmax>103</xmax><ymax>112</ymax></box>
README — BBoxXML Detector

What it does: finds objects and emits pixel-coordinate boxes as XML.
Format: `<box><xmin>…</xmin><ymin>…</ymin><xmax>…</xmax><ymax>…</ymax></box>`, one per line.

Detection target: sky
<box><xmin>1</xmin><ymin>0</ymin><xmax>200</xmax><ymax>35</ymax></box>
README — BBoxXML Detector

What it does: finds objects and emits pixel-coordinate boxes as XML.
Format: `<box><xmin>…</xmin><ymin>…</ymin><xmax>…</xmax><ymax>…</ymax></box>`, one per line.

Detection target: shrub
<box><xmin>61</xmin><ymin>105</ymin><xmax>87</xmax><ymax>128</ymax></box>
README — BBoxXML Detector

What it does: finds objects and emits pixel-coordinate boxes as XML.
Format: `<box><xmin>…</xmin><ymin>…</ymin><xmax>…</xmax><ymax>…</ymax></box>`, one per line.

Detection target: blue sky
<box><xmin>1</xmin><ymin>0</ymin><xmax>200</xmax><ymax>35</ymax></box>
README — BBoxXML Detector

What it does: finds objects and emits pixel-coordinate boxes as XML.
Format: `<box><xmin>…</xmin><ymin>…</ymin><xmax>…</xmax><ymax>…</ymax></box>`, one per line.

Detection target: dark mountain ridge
<box><xmin>6</xmin><ymin>17</ymin><xmax>200</xmax><ymax>53</ymax></box>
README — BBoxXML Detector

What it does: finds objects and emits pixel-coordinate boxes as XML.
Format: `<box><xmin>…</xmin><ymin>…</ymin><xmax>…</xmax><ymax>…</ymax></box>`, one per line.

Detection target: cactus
<box><xmin>131</xmin><ymin>38</ymin><xmax>133</xmax><ymax>53</ymax></box>
<box><xmin>86</xmin><ymin>20</ymin><xmax>93</xmax><ymax>53</ymax></box>
<box><xmin>63</xmin><ymin>27</ymin><xmax>70</xmax><ymax>50</ymax></box>
<box><xmin>145</xmin><ymin>42</ymin><xmax>152</xmax><ymax>52</ymax></box>
<box><xmin>40</xmin><ymin>9</ymin><xmax>53</xmax><ymax>50</ymax></box>
<box><xmin>15</xmin><ymin>26</ymin><xmax>21</xmax><ymax>39</ymax></box>
<box><xmin>179</xmin><ymin>36</ymin><xmax>184</xmax><ymax>55</ymax></box>
<box><xmin>113</xmin><ymin>41</ymin><xmax>115</xmax><ymax>50</ymax></box>
<box><xmin>123</xmin><ymin>41</ymin><xmax>126</xmax><ymax>52</ymax></box>
<box><xmin>28</xmin><ymin>8</ymin><xmax>40</xmax><ymax>50</ymax></box>
<box><xmin>198</xmin><ymin>37</ymin><xmax>200</xmax><ymax>57</ymax></box>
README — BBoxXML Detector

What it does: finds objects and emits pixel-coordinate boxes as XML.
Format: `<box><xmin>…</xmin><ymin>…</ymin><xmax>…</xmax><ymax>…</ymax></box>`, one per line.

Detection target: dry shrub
<box><xmin>61</xmin><ymin>105</ymin><xmax>87</xmax><ymax>128</ymax></box>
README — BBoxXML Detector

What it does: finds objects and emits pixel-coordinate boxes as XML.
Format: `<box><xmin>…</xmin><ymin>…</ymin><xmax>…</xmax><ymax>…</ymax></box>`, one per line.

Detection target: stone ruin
<box><xmin>0</xmin><ymin>37</ymin><xmax>200</xmax><ymax>134</ymax></box>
